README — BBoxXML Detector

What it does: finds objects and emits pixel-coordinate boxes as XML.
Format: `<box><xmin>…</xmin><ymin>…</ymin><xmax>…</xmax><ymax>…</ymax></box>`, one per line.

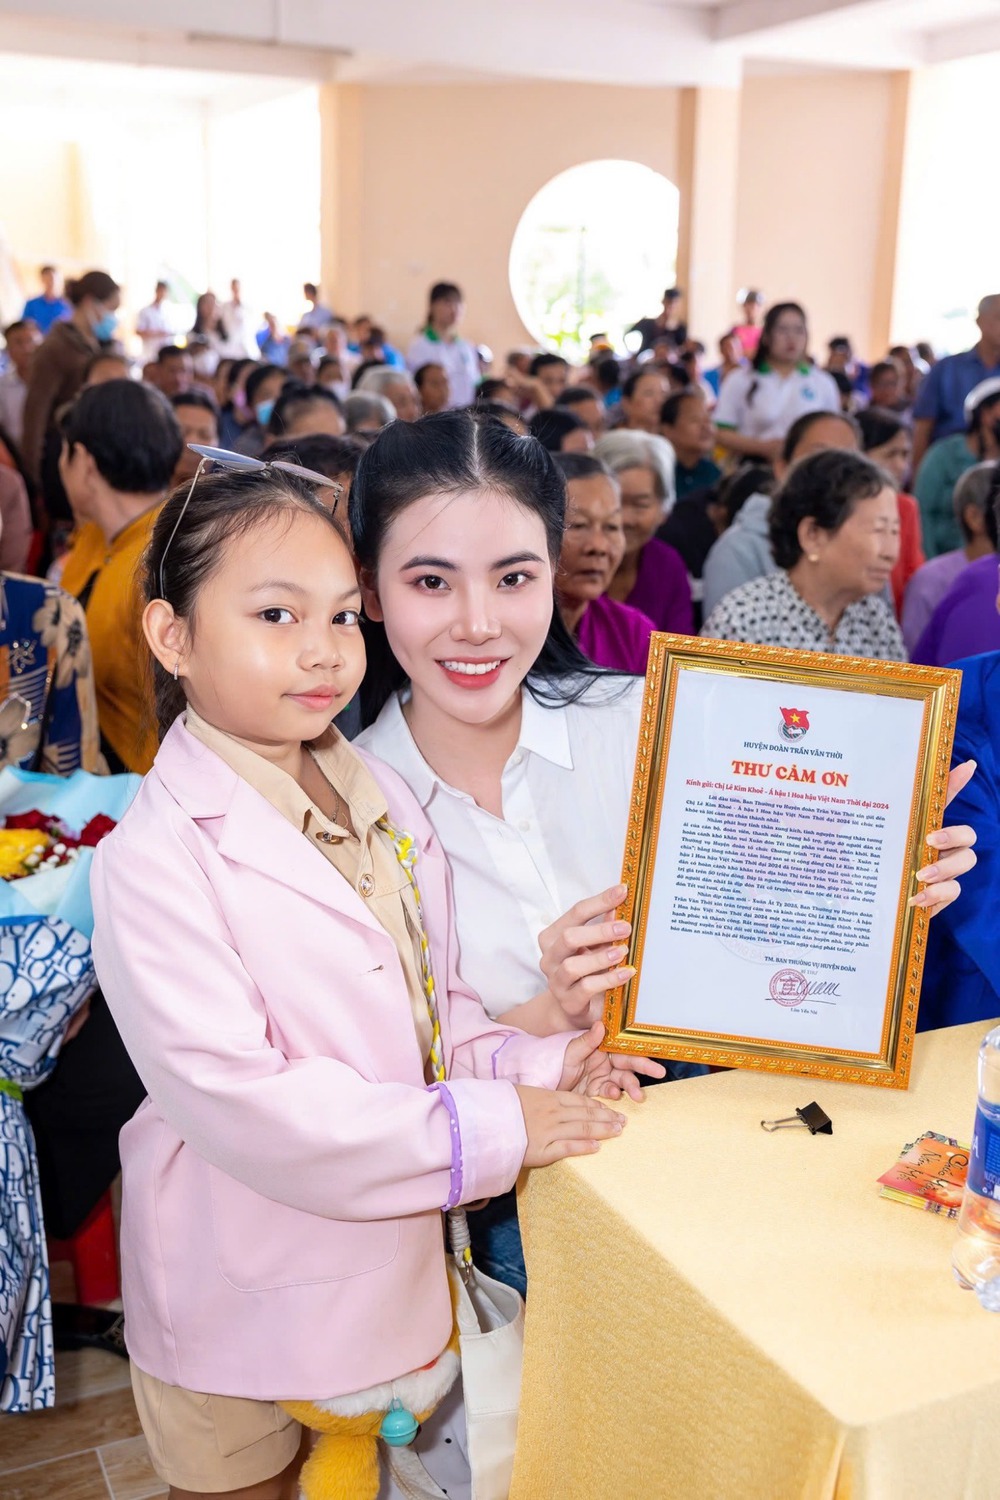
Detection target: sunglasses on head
<box><xmin>158</xmin><ymin>444</ymin><xmax>343</xmax><ymax>601</ymax></box>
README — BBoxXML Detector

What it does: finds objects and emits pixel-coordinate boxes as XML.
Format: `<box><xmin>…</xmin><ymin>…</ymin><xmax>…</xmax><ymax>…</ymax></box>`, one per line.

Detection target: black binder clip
<box><xmin>760</xmin><ymin>1101</ymin><xmax>832</xmax><ymax>1135</ymax></box>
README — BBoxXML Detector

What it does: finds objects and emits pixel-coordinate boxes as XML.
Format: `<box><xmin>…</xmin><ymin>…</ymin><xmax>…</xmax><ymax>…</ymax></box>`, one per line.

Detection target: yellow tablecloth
<box><xmin>512</xmin><ymin>1020</ymin><xmax>1000</xmax><ymax>1500</ymax></box>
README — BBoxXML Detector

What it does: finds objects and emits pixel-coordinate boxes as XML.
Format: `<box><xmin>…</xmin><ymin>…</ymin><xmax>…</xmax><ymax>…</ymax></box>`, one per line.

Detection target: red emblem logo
<box><xmin>769</xmin><ymin>969</ymin><xmax>808</xmax><ymax>1007</ymax></box>
<box><xmin>779</xmin><ymin>706</ymin><xmax>810</xmax><ymax>742</ymax></box>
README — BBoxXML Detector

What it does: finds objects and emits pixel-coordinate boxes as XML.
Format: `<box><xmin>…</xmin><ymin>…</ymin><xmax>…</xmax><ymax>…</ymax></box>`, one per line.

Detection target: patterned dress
<box><xmin>0</xmin><ymin>573</ymin><xmax>100</xmax><ymax>775</ymax></box>
<box><xmin>702</xmin><ymin>569</ymin><xmax>907</xmax><ymax>662</ymax></box>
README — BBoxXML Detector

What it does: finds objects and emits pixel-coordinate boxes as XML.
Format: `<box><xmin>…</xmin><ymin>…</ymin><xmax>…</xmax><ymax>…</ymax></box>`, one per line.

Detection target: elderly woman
<box><xmin>593</xmin><ymin>428</ymin><xmax>693</xmax><ymax>635</ymax></box>
<box><xmin>856</xmin><ymin>407</ymin><xmax>925</xmax><ymax>615</ymax></box>
<box><xmin>702</xmin><ymin>448</ymin><xmax>905</xmax><ymax>660</ymax></box>
<box><xmin>551</xmin><ymin>451</ymin><xmax>654</xmax><ymax>673</ymax></box>
<box><xmin>914</xmin><ymin>376</ymin><xmax>1000</xmax><ymax>558</ymax></box>
<box><xmin>344</xmin><ymin>390</ymin><xmax>396</xmax><ymax>437</ymax></box>
<box><xmin>902</xmin><ymin>462</ymin><xmax>997</xmax><ymax>653</ymax></box>
<box><xmin>911</xmin><ymin>469</ymin><xmax>1000</xmax><ymax>668</ymax></box>
<box><xmin>355</xmin><ymin>364</ymin><xmax>421</xmax><ymax>422</ymax></box>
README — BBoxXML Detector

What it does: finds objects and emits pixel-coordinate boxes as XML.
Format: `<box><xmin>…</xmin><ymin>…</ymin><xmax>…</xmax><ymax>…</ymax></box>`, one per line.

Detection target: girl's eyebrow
<box><xmin>401</xmin><ymin>555</ymin><xmax>454</xmax><ymax>571</ymax></box>
<box><xmin>248</xmin><ymin>579</ymin><xmax>309</xmax><ymax>594</ymax></box>
<box><xmin>400</xmin><ymin>552</ymin><xmax>546</xmax><ymax>571</ymax></box>
<box><xmin>248</xmin><ymin>579</ymin><xmax>362</xmax><ymax>603</ymax></box>
<box><xmin>493</xmin><ymin>552</ymin><xmax>546</xmax><ymax>569</ymax></box>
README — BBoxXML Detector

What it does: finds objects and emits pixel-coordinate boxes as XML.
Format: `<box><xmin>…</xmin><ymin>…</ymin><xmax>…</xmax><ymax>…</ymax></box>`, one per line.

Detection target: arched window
<box><xmin>508</xmin><ymin>159</ymin><xmax>680</xmax><ymax>359</ymax></box>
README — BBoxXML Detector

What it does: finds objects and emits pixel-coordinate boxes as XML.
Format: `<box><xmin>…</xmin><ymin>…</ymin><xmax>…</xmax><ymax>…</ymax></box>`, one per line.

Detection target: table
<box><xmin>511</xmin><ymin>1020</ymin><xmax>1000</xmax><ymax>1500</ymax></box>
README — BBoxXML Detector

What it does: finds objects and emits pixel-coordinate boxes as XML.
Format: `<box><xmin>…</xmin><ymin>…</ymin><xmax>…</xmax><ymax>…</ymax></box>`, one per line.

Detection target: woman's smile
<box><xmin>437</xmin><ymin>657</ymin><xmax>508</xmax><ymax>689</ymax></box>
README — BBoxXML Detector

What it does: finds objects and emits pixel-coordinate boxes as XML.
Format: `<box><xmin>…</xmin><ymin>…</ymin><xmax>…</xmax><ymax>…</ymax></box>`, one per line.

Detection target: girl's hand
<box><xmin>909</xmin><ymin>760</ymin><xmax>978</xmax><ymax>916</ymax></box>
<box><xmin>514</xmin><ymin>1083</ymin><xmax>626</xmax><ymax>1167</ymax></box>
<box><xmin>62</xmin><ymin>997</ymin><xmax>92</xmax><ymax>1044</ymax></box>
<box><xmin>558</xmin><ymin>1021</ymin><xmax>666</xmax><ymax>1102</ymax></box>
<box><xmin>538</xmin><ymin>885</ymin><xmax>636</xmax><ymax>1027</ymax></box>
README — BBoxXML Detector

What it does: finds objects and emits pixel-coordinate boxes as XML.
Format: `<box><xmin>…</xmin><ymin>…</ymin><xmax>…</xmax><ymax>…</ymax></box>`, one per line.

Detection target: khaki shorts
<box><xmin>131</xmin><ymin>1361</ymin><xmax>302</xmax><ymax>1493</ymax></box>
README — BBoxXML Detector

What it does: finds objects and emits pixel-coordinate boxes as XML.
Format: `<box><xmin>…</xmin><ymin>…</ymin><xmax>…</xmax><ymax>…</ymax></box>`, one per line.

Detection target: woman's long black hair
<box><xmin>350</xmin><ymin>409</ymin><xmax>627</xmax><ymax>728</ymax></box>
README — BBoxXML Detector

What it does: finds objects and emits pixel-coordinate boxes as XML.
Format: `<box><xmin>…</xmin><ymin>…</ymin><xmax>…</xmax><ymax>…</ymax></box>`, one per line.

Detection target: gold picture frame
<box><xmin>603</xmin><ymin>635</ymin><xmax>960</xmax><ymax>1089</ymax></box>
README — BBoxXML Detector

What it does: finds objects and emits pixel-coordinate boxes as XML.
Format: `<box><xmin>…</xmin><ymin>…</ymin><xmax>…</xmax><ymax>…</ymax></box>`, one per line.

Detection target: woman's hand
<box><xmin>537</xmin><ymin>885</ymin><xmax>636</xmax><ymax>1027</ymax></box>
<box><xmin>908</xmin><ymin>759</ymin><xmax>978</xmax><ymax>916</ymax></box>
<box><xmin>558</xmin><ymin>1021</ymin><xmax>666</xmax><ymax>1102</ymax></box>
<box><xmin>514</xmin><ymin>1082</ymin><xmax>626</xmax><ymax>1167</ymax></box>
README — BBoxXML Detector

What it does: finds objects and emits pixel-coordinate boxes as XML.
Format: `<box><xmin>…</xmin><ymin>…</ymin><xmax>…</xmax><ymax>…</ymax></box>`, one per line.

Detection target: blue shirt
<box><xmin>256</xmin><ymin>331</ymin><xmax>290</xmax><ymax>366</ymax></box>
<box><xmin>913</xmin><ymin>347</ymin><xmax>1000</xmax><ymax>442</ymax></box>
<box><xmin>919</xmin><ymin>650</ymin><xmax>1000</xmax><ymax>1030</ymax></box>
<box><xmin>21</xmin><ymin>294</ymin><xmax>71</xmax><ymax>334</ymax></box>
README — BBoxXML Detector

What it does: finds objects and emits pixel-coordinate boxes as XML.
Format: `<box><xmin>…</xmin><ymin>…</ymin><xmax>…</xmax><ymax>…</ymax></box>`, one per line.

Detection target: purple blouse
<box><xmin>577</xmin><ymin>593</ymin><xmax>656</xmax><ymax>674</ymax></box>
<box><xmin>901</xmin><ymin>549</ymin><xmax>968</xmax><ymax>655</ymax></box>
<box><xmin>911</xmin><ymin>554</ymin><xmax>1000</xmax><ymax>666</ymax></box>
<box><xmin>626</xmin><ymin>536</ymin><xmax>694</xmax><ymax>635</ymax></box>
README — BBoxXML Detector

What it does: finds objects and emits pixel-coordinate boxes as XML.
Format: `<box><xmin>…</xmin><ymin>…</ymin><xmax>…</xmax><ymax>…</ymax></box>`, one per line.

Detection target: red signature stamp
<box><xmin>769</xmin><ymin>969</ymin><xmax>808</xmax><ymax>1007</ymax></box>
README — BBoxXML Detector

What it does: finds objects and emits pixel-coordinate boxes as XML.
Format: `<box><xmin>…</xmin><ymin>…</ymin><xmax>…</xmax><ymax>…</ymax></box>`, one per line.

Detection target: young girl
<box><xmin>90</xmin><ymin>457</ymin><xmax>650</xmax><ymax>1500</ymax></box>
<box><xmin>352</xmin><ymin>410</ymin><xmax>979</xmax><ymax>1289</ymax></box>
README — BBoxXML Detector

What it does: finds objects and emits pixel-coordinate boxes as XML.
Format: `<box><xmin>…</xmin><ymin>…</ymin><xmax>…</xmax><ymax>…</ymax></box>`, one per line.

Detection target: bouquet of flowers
<box><xmin>0</xmin><ymin>766</ymin><xmax>140</xmax><ymax>1413</ymax></box>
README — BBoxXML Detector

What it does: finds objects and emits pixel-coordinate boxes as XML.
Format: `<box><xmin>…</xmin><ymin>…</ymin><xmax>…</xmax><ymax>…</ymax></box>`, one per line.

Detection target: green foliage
<box><xmin>520</xmin><ymin>224</ymin><xmax>617</xmax><ymax>359</ymax></box>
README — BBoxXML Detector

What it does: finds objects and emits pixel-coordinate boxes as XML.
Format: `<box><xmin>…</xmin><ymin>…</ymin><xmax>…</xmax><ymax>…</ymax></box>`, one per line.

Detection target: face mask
<box><xmin>322</xmin><ymin>380</ymin><xmax>349</xmax><ymax>403</ymax></box>
<box><xmin>255</xmin><ymin>398</ymin><xmax>275</xmax><ymax>427</ymax></box>
<box><xmin>93</xmin><ymin>310</ymin><xmax>118</xmax><ymax>341</ymax></box>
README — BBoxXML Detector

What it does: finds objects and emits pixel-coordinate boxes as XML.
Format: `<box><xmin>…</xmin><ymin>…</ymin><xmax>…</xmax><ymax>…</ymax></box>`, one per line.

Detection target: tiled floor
<box><xmin>0</xmin><ymin>1345</ymin><xmax>166</xmax><ymax>1500</ymax></box>
<box><xmin>2</xmin><ymin>1218</ymin><xmax>165</xmax><ymax>1500</ymax></box>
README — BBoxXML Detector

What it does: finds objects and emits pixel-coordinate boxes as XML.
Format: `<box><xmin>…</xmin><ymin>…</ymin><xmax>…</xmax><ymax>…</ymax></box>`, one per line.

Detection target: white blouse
<box><xmin>714</xmin><ymin>363</ymin><xmax>840</xmax><ymax>442</ymax></box>
<box><xmin>356</xmin><ymin>678</ymin><xmax>644</xmax><ymax>1018</ymax></box>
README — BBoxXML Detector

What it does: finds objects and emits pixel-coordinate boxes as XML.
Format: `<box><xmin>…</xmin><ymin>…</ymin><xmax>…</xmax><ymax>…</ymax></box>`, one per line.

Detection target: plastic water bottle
<box><xmin>952</xmin><ymin>1024</ymin><xmax>1000</xmax><ymax>1308</ymax></box>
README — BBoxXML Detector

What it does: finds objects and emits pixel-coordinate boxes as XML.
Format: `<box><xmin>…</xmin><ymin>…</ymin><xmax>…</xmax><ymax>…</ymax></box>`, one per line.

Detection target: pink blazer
<box><xmin>91</xmin><ymin>720</ymin><xmax>570</xmax><ymax>1400</ymax></box>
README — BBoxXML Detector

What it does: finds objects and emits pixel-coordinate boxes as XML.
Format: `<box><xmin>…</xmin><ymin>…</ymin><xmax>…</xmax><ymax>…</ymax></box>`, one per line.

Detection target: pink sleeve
<box><xmin>352</xmin><ymin>750</ymin><xmax>581</xmax><ymax>1199</ymax></box>
<box><xmin>91</xmin><ymin>827</ymin><xmax>527</xmax><ymax>1219</ymax></box>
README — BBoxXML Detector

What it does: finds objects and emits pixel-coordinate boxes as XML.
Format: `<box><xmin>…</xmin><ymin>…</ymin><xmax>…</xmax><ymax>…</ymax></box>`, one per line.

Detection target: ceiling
<box><xmin>0</xmin><ymin>0</ymin><xmax>996</xmax><ymax>93</ymax></box>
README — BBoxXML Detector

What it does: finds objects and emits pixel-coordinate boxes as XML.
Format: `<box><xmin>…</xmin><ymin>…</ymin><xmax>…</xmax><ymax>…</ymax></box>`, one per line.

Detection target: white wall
<box><xmin>892</xmin><ymin>55</ymin><xmax>1000</xmax><ymax>354</ymax></box>
<box><xmin>734</xmin><ymin>69</ymin><xmax>901</xmax><ymax>360</ymax></box>
<box><xmin>0</xmin><ymin>63</ymin><xmax>319</xmax><ymax>342</ymax></box>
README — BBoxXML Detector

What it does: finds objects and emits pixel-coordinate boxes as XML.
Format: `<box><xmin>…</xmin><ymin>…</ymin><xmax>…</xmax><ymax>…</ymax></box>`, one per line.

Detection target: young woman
<box><xmin>405</xmin><ymin>281</ymin><xmax>480</xmax><ymax>409</ymax></box>
<box><xmin>354</xmin><ymin>412</ymin><xmax>977</xmax><ymax>1288</ymax></box>
<box><xmin>714</xmin><ymin>301</ymin><xmax>840</xmax><ymax>463</ymax></box>
<box><xmin>92</xmin><ymin>454</ymin><xmax>644</xmax><ymax>1500</ymax></box>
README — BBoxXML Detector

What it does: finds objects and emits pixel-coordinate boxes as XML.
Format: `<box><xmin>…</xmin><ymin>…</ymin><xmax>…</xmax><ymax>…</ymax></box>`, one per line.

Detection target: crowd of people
<box><xmin>1</xmin><ymin>260</ymin><xmax>995</xmax><ymax>1499</ymax></box>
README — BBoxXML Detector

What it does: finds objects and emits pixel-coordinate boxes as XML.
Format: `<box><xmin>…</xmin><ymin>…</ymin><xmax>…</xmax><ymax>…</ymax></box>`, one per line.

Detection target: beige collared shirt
<box><xmin>185</xmin><ymin>708</ymin><xmax>433</xmax><ymax>1062</ymax></box>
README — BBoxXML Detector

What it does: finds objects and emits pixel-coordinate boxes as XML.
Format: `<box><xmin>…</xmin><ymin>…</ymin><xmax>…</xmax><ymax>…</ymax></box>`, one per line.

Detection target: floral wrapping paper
<box><xmin>0</xmin><ymin>767</ymin><xmax>140</xmax><ymax>1411</ymax></box>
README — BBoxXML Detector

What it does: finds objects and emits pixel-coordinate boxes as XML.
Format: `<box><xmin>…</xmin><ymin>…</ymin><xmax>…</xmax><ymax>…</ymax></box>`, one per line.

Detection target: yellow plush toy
<box><xmin>281</xmin><ymin>1274</ymin><xmax>460</xmax><ymax>1500</ymax></box>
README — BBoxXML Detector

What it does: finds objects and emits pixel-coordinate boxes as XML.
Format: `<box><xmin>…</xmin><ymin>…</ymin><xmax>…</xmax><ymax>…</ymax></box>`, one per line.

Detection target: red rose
<box><xmin>78</xmin><ymin>814</ymin><xmax>117</xmax><ymax>847</ymax></box>
<box><xmin>5</xmin><ymin>811</ymin><xmax>53</xmax><ymax>833</ymax></box>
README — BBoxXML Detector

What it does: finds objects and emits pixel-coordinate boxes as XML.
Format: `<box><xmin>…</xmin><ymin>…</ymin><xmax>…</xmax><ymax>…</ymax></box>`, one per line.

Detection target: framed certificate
<box><xmin>604</xmin><ymin>635</ymin><xmax>960</xmax><ymax>1089</ymax></box>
